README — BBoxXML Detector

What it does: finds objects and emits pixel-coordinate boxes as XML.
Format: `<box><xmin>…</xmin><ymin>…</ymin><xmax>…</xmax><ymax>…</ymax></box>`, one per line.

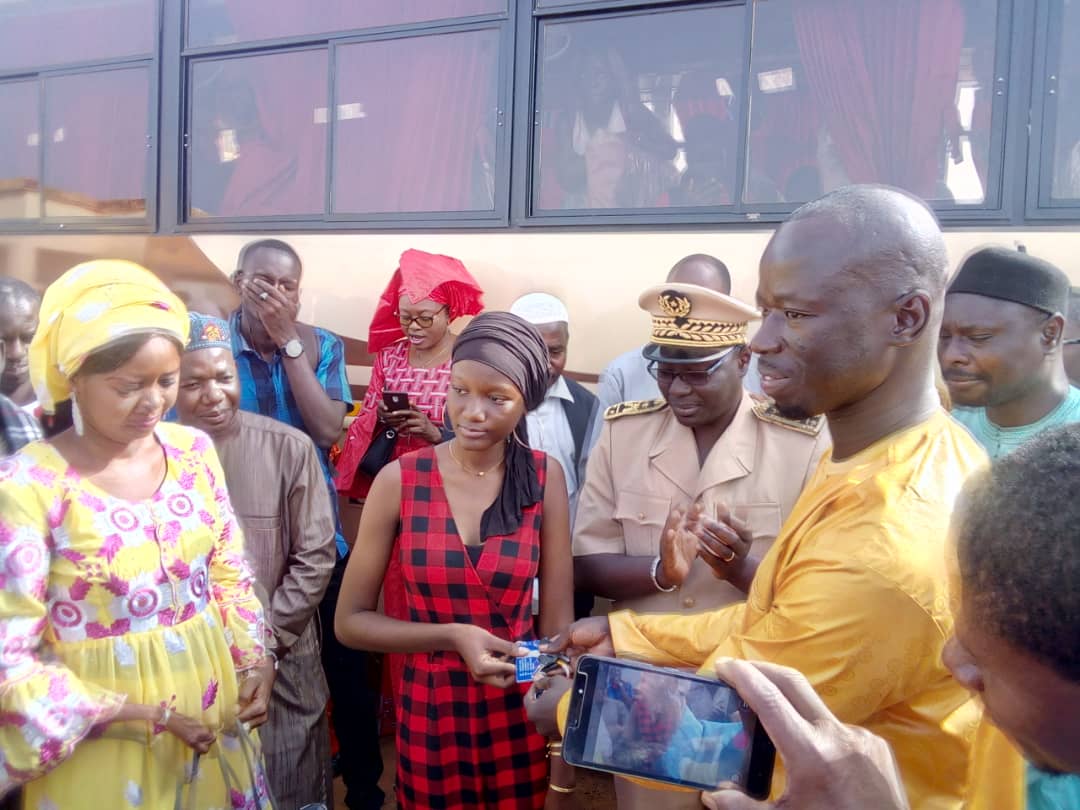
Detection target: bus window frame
<box><xmin>0</xmin><ymin>42</ymin><xmax>158</xmax><ymax>234</ymax></box>
<box><xmin>519</xmin><ymin>0</ymin><xmax>1023</xmax><ymax>228</ymax></box>
<box><xmin>173</xmin><ymin>7</ymin><xmax>514</xmax><ymax>230</ymax></box>
<box><xmin>1026</xmin><ymin>0</ymin><xmax>1080</xmax><ymax>221</ymax></box>
<box><xmin>2</xmin><ymin>0</ymin><xmax>1078</xmax><ymax>233</ymax></box>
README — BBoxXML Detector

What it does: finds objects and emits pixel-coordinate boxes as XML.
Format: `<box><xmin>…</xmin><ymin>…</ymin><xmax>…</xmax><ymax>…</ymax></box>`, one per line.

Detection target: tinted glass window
<box><xmin>0</xmin><ymin>0</ymin><xmax>154</xmax><ymax>72</ymax></box>
<box><xmin>533</xmin><ymin>6</ymin><xmax>747</xmax><ymax>212</ymax></box>
<box><xmin>745</xmin><ymin>0</ymin><xmax>999</xmax><ymax>206</ymax></box>
<box><xmin>1046</xmin><ymin>0</ymin><xmax>1080</xmax><ymax>202</ymax></box>
<box><xmin>332</xmin><ymin>29</ymin><xmax>501</xmax><ymax>214</ymax></box>
<box><xmin>43</xmin><ymin>68</ymin><xmax>150</xmax><ymax>218</ymax></box>
<box><xmin>188</xmin><ymin>0</ymin><xmax>505</xmax><ymax>48</ymax></box>
<box><xmin>0</xmin><ymin>81</ymin><xmax>39</xmax><ymax>220</ymax></box>
<box><xmin>188</xmin><ymin>50</ymin><xmax>329</xmax><ymax>218</ymax></box>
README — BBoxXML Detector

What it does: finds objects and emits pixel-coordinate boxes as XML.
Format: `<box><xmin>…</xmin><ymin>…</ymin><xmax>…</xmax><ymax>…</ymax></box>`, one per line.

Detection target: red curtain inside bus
<box><xmin>791</xmin><ymin>0</ymin><xmax>966</xmax><ymax>200</ymax></box>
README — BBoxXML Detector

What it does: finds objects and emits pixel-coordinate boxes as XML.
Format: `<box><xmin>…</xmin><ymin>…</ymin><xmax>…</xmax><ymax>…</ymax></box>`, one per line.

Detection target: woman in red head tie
<box><xmin>336</xmin><ymin>248</ymin><xmax>484</xmax><ymax>497</ymax></box>
<box><xmin>335</xmin><ymin>249</ymin><xmax>484</xmax><ymax>697</ymax></box>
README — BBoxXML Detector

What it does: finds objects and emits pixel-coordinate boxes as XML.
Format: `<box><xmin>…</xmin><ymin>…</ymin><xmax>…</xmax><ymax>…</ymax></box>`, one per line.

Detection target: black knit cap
<box><xmin>948</xmin><ymin>247</ymin><xmax>1070</xmax><ymax>315</ymax></box>
<box><xmin>451</xmin><ymin>311</ymin><xmax>549</xmax><ymax>540</ymax></box>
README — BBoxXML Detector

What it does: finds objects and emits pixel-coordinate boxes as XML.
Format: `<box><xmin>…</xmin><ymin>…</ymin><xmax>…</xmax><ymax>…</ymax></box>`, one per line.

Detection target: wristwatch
<box><xmin>281</xmin><ymin>338</ymin><xmax>304</xmax><ymax>359</ymax></box>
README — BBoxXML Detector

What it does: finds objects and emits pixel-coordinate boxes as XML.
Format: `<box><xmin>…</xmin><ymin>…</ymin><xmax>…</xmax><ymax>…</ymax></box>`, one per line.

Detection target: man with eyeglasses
<box><xmin>596</xmin><ymin>253</ymin><xmax>763</xmax><ymax>415</ymax></box>
<box><xmin>940</xmin><ymin>246</ymin><xmax>1080</xmax><ymax>461</ymax></box>
<box><xmin>572</xmin><ymin>281</ymin><xmax>828</xmax><ymax>810</ymax></box>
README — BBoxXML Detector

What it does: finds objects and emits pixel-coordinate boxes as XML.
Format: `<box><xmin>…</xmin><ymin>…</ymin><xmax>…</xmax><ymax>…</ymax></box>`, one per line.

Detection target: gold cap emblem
<box><xmin>638</xmin><ymin>282</ymin><xmax>761</xmax><ymax>353</ymax></box>
<box><xmin>658</xmin><ymin>291</ymin><xmax>692</xmax><ymax>319</ymax></box>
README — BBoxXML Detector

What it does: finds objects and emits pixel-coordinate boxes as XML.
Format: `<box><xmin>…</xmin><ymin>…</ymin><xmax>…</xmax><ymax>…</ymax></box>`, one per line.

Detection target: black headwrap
<box><xmin>452</xmin><ymin>311</ymin><xmax>550</xmax><ymax>539</ymax></box>
<box><xmin>949</xmin><ymin>247</ymin><xmax>1070</xmax><ymax>315</ymax></box>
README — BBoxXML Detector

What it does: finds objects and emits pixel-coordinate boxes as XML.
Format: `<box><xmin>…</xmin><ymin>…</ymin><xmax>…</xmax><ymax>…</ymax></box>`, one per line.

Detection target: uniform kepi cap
<box><xmin>948</xmin><ymin>246</ymin><xmax>1070</xmax><ymax>315</ymax></box>
<box><xmin>639</xmin><ymin>282</ymin><xmax>759</xmax><ymax>362</ymax></box>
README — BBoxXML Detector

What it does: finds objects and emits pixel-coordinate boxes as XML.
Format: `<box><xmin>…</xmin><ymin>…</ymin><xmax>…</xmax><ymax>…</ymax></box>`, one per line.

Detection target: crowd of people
<box><xmin>0</xmin><ymin>183</ymin><xmax>1077</xmax><ymax>810</ymax></box>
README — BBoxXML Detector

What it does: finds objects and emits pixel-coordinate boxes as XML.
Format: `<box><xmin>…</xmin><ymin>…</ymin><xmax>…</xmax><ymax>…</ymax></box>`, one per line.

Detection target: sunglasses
<box><xmin>1065</xmin><ymin>338</ymin><xmax>1080</xmax><ymax>346</ymax></box>
<box><xmin>647</xmin><ymin>346</ymin><xmax>738</xmax><ymax>387</ymax></box>
<box><xmin>397</xmin><ymin>306</ymin><xmax>447</xmax><ymax>329</ymax></box>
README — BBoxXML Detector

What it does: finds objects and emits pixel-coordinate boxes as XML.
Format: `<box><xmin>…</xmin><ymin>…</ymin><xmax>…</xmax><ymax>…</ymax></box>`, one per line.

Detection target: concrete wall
<box><xmin>2</xmin><ymin>228</ymin><xmax>1079</xmax><ymax>389</ymax></box>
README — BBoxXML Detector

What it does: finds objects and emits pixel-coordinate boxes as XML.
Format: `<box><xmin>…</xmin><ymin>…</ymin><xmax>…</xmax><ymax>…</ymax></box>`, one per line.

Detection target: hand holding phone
<box><xmin>383</xmin><ymin>391</ymin><xmax>411</xmax><ymax>413</ymax></box>
<box><xmin>562</xmin><ymin>655</ymin><xmax>775</xmax><ymax>797</ymax></box>
<box><xmin>702</xmin><ymin>658</ymin><xmax>907</xmax><ymax>810</ymax></box>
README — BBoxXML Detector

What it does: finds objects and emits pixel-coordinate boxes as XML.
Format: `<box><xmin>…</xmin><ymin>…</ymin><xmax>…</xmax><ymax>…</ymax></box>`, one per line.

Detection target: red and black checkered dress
<box><xmin>395</xmin><ymin>446</ymin><xmax>549</xmax><ymax>809</ymax></box>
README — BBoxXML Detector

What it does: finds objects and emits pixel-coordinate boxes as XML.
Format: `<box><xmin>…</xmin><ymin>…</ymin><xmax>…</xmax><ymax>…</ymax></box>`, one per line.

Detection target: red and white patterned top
<box><xmin>335</xmin><ymin>340</ymin><xmax>453</xmax><ymax>498</ymax></box>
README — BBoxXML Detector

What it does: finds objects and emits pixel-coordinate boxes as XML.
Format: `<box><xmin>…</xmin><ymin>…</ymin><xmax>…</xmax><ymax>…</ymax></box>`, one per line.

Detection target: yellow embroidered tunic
<box><xmin>0</xmin><ymin>423</ymin><xmax>270</xmax><ymax>809</ymax></box>
<box><xmin>607</xmin><ymin>411</ymin><xmax>987</xmax><ymax>809</ymax></box>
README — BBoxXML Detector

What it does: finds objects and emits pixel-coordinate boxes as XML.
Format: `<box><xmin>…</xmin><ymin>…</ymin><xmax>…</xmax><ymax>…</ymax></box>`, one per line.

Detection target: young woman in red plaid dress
<box><xmin>335</xmin><ymin>250</ymin><xmax>486</xmax><ymax>704</ymax></box>
<box><xmin>336</xmin><ymin>313</ymin><xmax>577</xmax><ymax>809</ymax></box>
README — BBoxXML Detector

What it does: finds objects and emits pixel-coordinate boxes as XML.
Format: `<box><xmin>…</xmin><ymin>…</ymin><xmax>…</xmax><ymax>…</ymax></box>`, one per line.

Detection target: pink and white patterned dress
<box><xmin>0</xmin><ymin>423</ymin><xmax>271</xmax><ymax>810</ymax></box>
<box><xmin>335</xmin><ymin>339</ymin><xmax>453</xmax><ymax>499</ymax></box>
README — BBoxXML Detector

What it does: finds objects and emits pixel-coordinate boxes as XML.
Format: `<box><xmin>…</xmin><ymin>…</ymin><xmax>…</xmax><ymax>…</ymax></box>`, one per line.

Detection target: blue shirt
<box><xmin>952</xmin><ymin>386</ymin><xmax>1080</xmax><ymax>460</ymax></box>
<box><xmin>1027</xmin><ymin>766</ymin><xmax>1080</xmax><ymax>810</ymax></box>
<box><xmin>229</xmin><ymin>311</ymin><xmax>352</xmax><ymax>557</ymax></box>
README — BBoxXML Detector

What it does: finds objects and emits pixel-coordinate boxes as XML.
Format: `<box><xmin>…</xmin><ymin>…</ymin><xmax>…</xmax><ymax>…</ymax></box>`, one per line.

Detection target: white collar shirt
<box><xmin>525</xmin><ymin>375</ymin><xmax>579</xmax><ymax>500</ymax></box>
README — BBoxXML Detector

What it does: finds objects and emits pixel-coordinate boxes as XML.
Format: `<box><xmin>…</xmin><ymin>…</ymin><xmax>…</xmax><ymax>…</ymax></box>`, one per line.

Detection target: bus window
<box><xmin>533</xmin><ymin>5</ymin><xmax>747</xmax><ymax>212</ymax></box>
<box><xmin>745</xmin><ymin>0</ymin><xmax>1000</xmax><ymax>207</ymax></box>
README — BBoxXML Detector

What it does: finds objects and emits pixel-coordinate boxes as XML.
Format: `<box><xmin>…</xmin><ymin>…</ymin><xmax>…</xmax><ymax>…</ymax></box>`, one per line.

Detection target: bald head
<box><xmin>754</xmin><ymin>186</ymin><xmax>946</xmax><ymax>447</ymax></box>
<box><xmin>0</xmin><ymin>276</ymin><xmax>40</xmax><ymax>307</ymax></box>
<box><xmin>783</xmin><ymin>184</ymin><xmax>948</xmax><ymax>300</ymax></box>
<box><xmin>667</xmin><ymin>254</ymin><xmax>731</xmax><ymax>294</ymax></box>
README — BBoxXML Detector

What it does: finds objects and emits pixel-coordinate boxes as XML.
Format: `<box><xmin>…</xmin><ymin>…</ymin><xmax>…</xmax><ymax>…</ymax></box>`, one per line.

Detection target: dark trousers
<box><xmin>319</xmin><ymin>556</ymin><xmax>385</xmax><ymax>810</ymax></box>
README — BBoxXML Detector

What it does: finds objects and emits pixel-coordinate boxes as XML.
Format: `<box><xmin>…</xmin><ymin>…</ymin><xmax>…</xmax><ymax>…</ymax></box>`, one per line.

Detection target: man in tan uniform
<box><xmin>574</xmin><ymin>282</ymin><xmax>828</xmax><ymax>809</ymax></box>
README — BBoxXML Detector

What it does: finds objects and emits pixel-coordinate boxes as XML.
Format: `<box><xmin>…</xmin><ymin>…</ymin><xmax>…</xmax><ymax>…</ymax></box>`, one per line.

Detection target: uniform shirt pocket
<box><xmin>729</xmin><ymin>502</ymin><xmax>783</xmax><ymax>546</ymax></box>
<box><xmin>613</xmin><ymin>492</ymin><xmax>671</xmax><ymax>557</ymax></box>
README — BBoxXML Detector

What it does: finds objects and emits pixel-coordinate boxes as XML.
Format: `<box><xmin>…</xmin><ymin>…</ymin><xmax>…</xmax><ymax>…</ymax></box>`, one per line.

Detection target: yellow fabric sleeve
<box><xmin>0</xmin><ymin>487</ymin><xmax>127</xmax><ymax>792</ymax></box>
<box><xmin>611</xmin><ymin>556</ymin><xmax>939</xmax><ymax>725</ymax></box>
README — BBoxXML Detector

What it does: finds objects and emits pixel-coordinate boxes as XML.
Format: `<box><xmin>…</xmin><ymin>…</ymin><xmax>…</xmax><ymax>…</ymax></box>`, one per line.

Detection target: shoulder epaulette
<box><xmin>751</xmin><ymin>398</ymin><xmax>825</xmax><ymax>436</ymax></box>
<box><xmin>603</xmin><ymin>398</ymin><xmax>668</xmax><ymax>421</ymax></box>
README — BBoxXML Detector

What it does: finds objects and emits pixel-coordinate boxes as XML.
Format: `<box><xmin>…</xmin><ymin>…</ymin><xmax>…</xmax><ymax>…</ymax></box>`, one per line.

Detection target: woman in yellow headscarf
<box><xmin>0</xmin><ymin>261</ymin><xmax>274</xmax><ymax>809</ymax></box>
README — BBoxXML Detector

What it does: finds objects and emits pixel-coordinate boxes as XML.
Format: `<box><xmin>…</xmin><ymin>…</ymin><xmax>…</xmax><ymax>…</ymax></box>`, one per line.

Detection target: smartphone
<box><xmin>383</xmin><ymin>391</ymin><xmax>410</xmax><ymax>411</ymax></box>
<box><xmin>563</xmin><ymin>655</ymin><xmax>775</xmax><ymax>798</ymax></box>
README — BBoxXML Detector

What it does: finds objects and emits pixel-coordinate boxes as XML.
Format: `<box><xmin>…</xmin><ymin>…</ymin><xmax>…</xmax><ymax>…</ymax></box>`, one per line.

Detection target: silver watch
<box><xmin>281</xmin><ymin>338</ymin><xmax>304</xmax><ymax>359</ymax></box>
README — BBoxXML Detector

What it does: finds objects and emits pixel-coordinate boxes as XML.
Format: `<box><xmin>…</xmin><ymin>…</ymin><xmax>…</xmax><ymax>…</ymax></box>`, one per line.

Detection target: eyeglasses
<box><xmin>647</xmin><ymin>347</ymin><xmax>738</xmax><ymax>387</ymax></box>
<box><xmin>397</xmin><ymin>306</ymin><xmax>447</xmax><ymax>329</ymax></box>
